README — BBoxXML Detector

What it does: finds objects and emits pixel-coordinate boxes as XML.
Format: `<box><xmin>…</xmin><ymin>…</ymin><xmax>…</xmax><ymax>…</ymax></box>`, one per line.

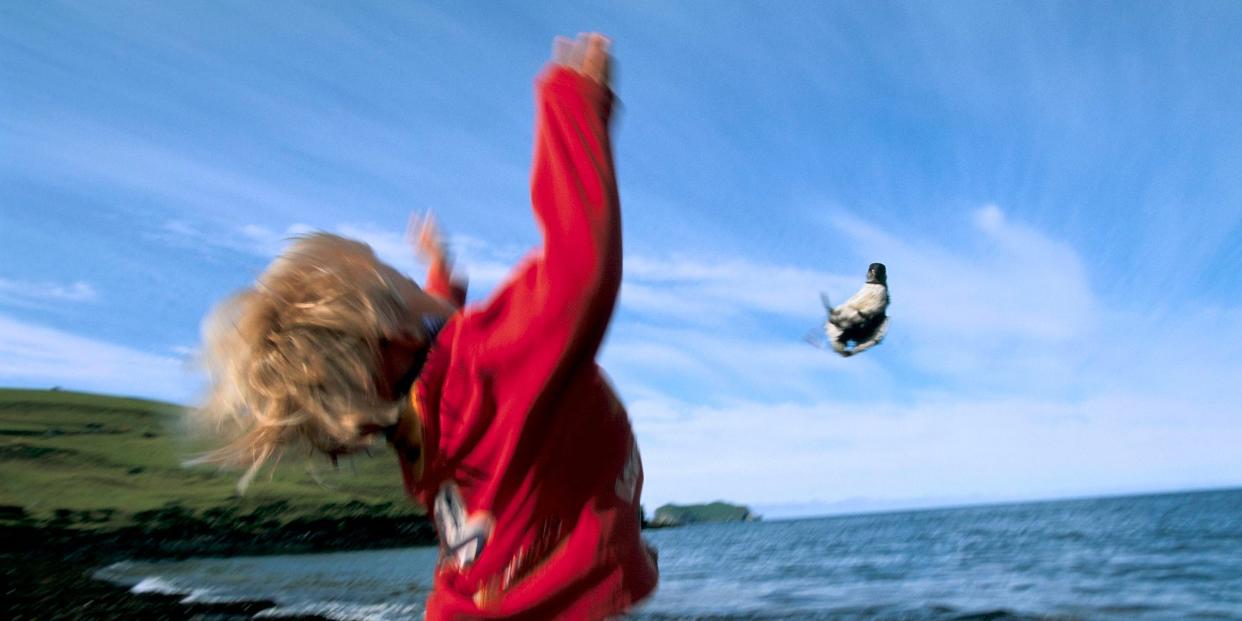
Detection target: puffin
<box><xmin>809</xmin><ymin>262</ymin><xmax>890</xmax><ymax>357</ymax></box>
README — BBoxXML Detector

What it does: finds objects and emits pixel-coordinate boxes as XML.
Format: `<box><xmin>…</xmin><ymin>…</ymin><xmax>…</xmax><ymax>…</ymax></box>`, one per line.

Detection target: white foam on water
<box><xmin>92</xmin><ymin>549</ymin><xmax>439</xmax><ymax>619</ymax></box>
<box><xmin>255</xmin><ymin>600</ymin><xmax>424</xmax><ymax>621</ymax></box>
<box><xmin>130</xmin><ymin>576</ymin><xmax>188</xmax><ymax>596</ymax></box>
<box><xmin>179</xmin><ymin>587</ymin><xmax>254</xmax><ymax>604</ymax></box>
<box><xmin>128</xmin><ymin>575</ymin><xmax>257</xmax><ymax>605</ymax></box>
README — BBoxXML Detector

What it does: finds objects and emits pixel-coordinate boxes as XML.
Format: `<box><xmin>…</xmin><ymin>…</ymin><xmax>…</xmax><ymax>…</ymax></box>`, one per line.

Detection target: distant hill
<box><xmin>0</xmin><ymin>388</ymin><xmax>432</xmax><ymax>557</ymax></box>
<box><xmin>650</xmin><ymin>501</ymin><xmax>759</xmax><ymax>527</ymax></box>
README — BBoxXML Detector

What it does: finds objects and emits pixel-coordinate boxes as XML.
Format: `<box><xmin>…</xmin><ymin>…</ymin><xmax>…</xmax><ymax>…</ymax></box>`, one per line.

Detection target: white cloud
<box><xmin>602</xmin><ymin>325</ymin><xmax>883</xmax><ymax>405</ymax></box>
<box><xmin>601</xmin><ymin>205</ymin><xmax>1242</xmax><ymax>510</ymax></box>
<box><xmin>631</xmin><ymin>387</ymin><xmax>1242</xmax><ymax>510</ymax></box>
<box><xmin>0</xmin><ymin>278</ymin><xmax>98</xmax><ymax>306</ymax></box>
<box><xmin>825</xmin><ymin>206</ymin><xmax>1098</xmax><ymax>391</ymax></box>
<box><xmin>236</xmin><ymin>222</ymin><xmax>315</xmax><ymax>257</ymax></box>
<box><xmin>613</xmin><ymin>202</ymin><xmax>1098</xmax><ymax>393</ymax></box>
<box><xmin>0</xmin><ymin>314</ymin><xmax>201</xmax><ymax>403</ymax></box>
<box><xmin>834</xmin><ymin>206</ymin><xmax>1095</xmax><ymax>341</ymax></box>
<box><xmin>148</xmin><ymin>219</ymin><xmax>310</xmax><ymax>259</ymax></box>
<box><xmin>170</xmin><ymin>345</ymin><xmax>200</xmax><ymax>358</ymax></box>
<box><xmin>603</xmin><ymin>204</ymin><xmax>1101</xmax><ymax>402</ymax></box>
<box><xmin>974</xmin><ymin>203</ymin><xmax>1005</xmax><ymax>232</ymax></box>
<box><xmin>622</xmin><ymin>255</ymin><xmax>856</xmax><ymax>322</ymax></box>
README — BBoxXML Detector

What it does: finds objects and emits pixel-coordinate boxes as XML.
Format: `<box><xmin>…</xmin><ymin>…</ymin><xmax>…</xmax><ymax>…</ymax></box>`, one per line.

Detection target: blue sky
<box><xmin>3</xmin><ymin>1</ymin><xmax>1241</xmax><ymax>516</ymax></box>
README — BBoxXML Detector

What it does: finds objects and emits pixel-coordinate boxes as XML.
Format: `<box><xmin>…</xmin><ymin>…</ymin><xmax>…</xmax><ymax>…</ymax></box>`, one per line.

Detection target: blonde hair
<box><xmin>193</xmin><ymin>233</ymin><xmax>423</xmax><ymax>492</ymax></box>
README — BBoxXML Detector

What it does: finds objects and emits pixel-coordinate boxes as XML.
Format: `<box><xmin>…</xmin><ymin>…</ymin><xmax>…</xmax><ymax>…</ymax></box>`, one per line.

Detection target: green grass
<box><xmin>0</xmin><ymin>388</ymin><xmax>421</xmax><ymax>529</ymax></box>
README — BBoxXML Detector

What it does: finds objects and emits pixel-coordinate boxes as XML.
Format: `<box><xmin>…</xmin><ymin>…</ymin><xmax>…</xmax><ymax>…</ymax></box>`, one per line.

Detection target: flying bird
<box><xmin>807</xmin><ymin>263</ymin><xmax>890</xmax><ymax>357</ymax></box>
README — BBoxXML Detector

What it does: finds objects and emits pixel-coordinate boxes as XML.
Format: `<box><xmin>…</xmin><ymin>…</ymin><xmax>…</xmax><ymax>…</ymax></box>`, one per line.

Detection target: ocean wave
<box><xmin>126</xmin><ymin>574</ymin><xmax>263</xmax><ymax>605</ymax></box>
<box><xmin>129</xmin><ymin>576</ymin><xmax>186</xmax><ymax>596</ymax></box>
<box><xmin>255</xmin><ymin>600</ymin><xmax>424</xmax><ymax>621</ymax></box>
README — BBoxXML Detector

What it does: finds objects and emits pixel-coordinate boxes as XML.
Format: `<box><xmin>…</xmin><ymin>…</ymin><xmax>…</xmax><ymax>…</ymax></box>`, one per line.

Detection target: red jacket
<box><xmin>402</xmin><ymin>66</ymin><xmax>658</xmax><ymax>620</ymax></box>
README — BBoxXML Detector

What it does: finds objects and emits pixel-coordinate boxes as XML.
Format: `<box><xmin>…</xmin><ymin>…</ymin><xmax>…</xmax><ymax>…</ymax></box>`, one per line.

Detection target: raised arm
<box><xmin>471</xmin><ymin>34</ymin><xmax>619</xmax><ymax>380</ymax></box>
<box><xmin>529</xmin><ymin>34</ymin><xmax>619</xmax><ymax>353</ymax></box>
<box><xmin>410</xmin><ymin>213</ymin><xmax>468</xmax><ymax>309</ymax></box>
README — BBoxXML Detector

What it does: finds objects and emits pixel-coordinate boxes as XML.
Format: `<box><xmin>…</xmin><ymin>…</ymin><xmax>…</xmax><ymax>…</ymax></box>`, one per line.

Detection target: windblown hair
<box><xmin>194</xmin><ymin>233</ymin><xmax>415</xmax><ymax>492</ymax></box>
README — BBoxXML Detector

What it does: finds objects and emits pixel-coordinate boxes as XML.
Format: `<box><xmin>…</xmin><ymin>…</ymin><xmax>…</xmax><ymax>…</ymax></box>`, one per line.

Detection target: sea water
<box><xmin>95</xmin><ymin>488</ymin><xmax>1242</xmax><ymax>620</ymax></box>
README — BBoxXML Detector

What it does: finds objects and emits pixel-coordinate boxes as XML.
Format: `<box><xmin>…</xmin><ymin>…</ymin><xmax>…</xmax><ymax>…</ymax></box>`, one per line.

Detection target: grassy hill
<box><xmin>0</xmin><ymin>388</ymin><xmax>431</xmax><ymax>557</ymax></box>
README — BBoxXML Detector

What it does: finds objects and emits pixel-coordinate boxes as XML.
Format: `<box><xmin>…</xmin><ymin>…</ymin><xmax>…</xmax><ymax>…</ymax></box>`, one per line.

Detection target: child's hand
<box><xmin>552</xmin><ymin>33</ymin><xmax>611</xmax><ymax>88</ymax></box>
<box><xmin>407</xmin><ymin>211</ymin><xmax>448</xmax><ymax>266</ymax></box>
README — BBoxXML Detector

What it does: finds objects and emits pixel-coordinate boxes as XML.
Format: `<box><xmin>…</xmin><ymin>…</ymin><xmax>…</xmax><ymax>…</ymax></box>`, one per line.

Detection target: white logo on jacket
<box><xmin>434</xmin><ymin>482</ymin><xmax>495</xmax><ymax>568</ymax></box>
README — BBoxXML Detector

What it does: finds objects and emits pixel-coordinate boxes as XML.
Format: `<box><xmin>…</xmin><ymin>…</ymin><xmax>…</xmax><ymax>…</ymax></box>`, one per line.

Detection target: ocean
<box><xmin>95</xmin><ymin>488</ymin><xmax>1242</xmax><ymax>620</ymax></box>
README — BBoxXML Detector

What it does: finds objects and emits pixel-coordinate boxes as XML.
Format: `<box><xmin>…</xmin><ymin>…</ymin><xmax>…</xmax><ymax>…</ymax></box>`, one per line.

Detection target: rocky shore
<box><xmin>5</xmin><ymin>556</ymin><xmax>295</xmax><ymax>621</ymax></box>
<box><xmin>2</xmin><ymin>503</ymin><xmax>437</xmax><ymax>620</ymax></box>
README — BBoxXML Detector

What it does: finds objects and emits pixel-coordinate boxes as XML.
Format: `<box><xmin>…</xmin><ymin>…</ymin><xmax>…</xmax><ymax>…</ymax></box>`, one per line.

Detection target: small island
<box><xmin>648</xmin><ymin>501</ymin><xmax>760</xmax><ymax>528</ymax></box>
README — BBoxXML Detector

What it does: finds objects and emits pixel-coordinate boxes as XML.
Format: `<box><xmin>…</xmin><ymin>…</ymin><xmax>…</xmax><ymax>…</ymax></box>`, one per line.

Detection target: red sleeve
<box><xmin>424</xmin><ymin>257</ymin><xmax>467</xmax><ymax>310</ymax></box>
<box><xmin>469</xmin><ymin>65</ymin><xmax>620</xmax><ymax>391</ymax></box>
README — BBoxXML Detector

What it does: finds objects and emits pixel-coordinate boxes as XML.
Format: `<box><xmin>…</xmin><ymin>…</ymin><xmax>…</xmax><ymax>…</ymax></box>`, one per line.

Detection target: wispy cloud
<box><xmin>0</xmin><ymin>278</ymin><xmax>98</xmax><ymax>307</ymax></box>
<box><xmin>833</xmin><ymin>205</ymin><xmax>1095</xmax><ymax>341</ymax></box>
<box><xmin>599</xmin><ymin>205</ymin><xmax>1242</xmax><ymax>509</ymax></box>
<box><xmin>603</xmin><ymin>324</ymin><xmax>882</xmax><ymax>405</ymax></box>
<box><xmin>146</xmin><ymin>219</ymin><xmax>312</xmax><ymax>260</ymax></box>
<box><xmin>621</xmin><ymin>255</ymin><xmax>857</xmax><ymax>324</ymax></box>
<box><xmin>631</xmin><ymin>386</ymin><xmax>1242</xmax><ymax>510</ymax></box>
<box><xmin>824</xmin><ymin>205</ymin><xmax>1098</xmax><ymax>393</ymax></box>
<box><xmin>0</xmin><ymin>314</ymin><xmax>200</xmax><ymax>403</ymax></box>
<box><xmin>606</xmin><ymin>204</ymin><xmax>1099</xmax><ymax>401</ymax></box>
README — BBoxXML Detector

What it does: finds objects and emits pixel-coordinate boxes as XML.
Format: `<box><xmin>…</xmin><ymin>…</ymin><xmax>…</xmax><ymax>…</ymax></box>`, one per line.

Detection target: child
<box><xmin>196</xmin><ymin>33</ymin><xmax>658</xmax><ymax>620</ymax></box>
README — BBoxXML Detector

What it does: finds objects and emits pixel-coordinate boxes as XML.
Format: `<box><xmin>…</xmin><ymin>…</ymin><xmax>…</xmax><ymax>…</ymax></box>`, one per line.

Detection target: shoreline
<box><xmin>2</xmin><ymin>517</ymin><xmax>438</xmax><ymax>620</ymax></box>
<box><xmin>4</xmin><ymin>512</ymin><xmax>689</xmax><ymax>619</ymax></box>
<box><xmin>6</xmin><ymin>554</ymin><xmax>322</xmax><ymax>621</ymax></box>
